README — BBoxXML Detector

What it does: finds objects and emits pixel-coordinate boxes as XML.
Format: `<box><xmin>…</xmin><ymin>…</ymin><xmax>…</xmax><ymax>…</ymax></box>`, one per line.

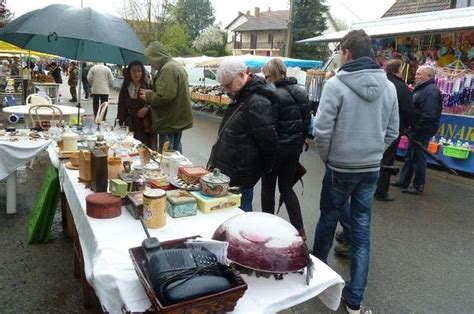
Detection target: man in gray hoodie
<box><xmin>312</xmin><ymin>30</ymin><xmax>399</xmax><ymax>313</ymax></box>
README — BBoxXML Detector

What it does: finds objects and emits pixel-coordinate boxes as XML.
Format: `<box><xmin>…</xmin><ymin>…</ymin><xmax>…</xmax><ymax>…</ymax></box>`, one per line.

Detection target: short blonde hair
<box><xmin>262</xmin><ymin>58</ymin><xmax>286</xmax><ymax>81</ymax></box>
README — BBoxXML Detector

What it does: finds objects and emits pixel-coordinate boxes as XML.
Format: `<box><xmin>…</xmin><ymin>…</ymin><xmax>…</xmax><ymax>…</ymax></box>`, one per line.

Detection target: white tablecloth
<box><xmin>56</xmin><ymin>154</ymin><xmax>344</xmax><ymax>313</ymax></box>
<box><xmin>2</xmin><ymin>104</ymin><xmax>85</xmax><ymax>116</ymax></box>
<box><xmin>0</xmin><ymin>138</ymin><xmax>51</xmax><ymax>180</ymax></box>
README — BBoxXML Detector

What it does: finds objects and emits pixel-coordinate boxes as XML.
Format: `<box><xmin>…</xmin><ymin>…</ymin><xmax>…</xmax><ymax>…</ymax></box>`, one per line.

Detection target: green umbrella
<box><xmin>0</xmin><ymin>4</ymin><xmax>147</xmax><ymax>122</ymax></box>
<box><xmin>0</xmin><ymin>4</ymin><xmax>145</xmax><ymax>65</ymax></box>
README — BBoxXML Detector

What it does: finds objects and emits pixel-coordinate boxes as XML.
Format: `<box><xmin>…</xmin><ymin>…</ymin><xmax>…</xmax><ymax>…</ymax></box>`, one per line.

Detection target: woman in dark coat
<box><xmin>116</xmin><ymin>60</ymin><xmax>157</xmax><ymax>150</ymax></box>
<box><xmin>261</xmin><ymin>58</ymin><xmax>311</xmax><ymax>238</ymax></box>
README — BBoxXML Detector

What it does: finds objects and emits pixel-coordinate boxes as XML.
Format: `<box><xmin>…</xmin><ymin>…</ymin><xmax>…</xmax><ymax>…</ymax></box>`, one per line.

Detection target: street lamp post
<box><xmin>285</xmin><ymin>0</ymin><xmax>295</xmax><ymax>58</ymax></box>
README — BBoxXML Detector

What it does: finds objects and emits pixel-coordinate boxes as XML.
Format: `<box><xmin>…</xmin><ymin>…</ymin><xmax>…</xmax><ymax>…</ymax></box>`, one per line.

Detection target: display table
<box><xmin>52</xmin><ymin>149</ymin><xmax>345</xmax><ymax>313</ymax></box>
<box><xmin>33</xmin><ymin>82</ymin><xmax>60</xmax><ymax>104</ymax></box>
<box><xmin>0</xmin><ymin>137</ymin><xmax>52</xmax><ymax>213</ymax></box>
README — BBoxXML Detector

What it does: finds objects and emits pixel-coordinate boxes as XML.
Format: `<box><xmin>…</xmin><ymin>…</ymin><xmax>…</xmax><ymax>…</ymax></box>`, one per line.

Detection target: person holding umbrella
<box><xmin>260</xmin><ymin>58</ymin><xmax>310</xmax><ymax>238</ymax></box>
<box><xmin>392</xmin><ymin>65</ymin><xmax>442</xmax><ymax>195</ymax></box>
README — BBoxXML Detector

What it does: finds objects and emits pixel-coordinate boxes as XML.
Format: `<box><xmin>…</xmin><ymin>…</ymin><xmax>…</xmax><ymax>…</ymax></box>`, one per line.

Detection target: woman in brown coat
<box><xmin>116</xmin><ymin>60</ymin><xmax>157</xmax><ymax>150</ymax></box>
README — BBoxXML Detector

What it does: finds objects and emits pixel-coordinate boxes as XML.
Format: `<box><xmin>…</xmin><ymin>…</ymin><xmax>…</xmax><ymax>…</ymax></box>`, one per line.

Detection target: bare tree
<box><xmin>117</xmin><ymin>0</ymin><xmax>173</xmax><ymax>46</ymax></box>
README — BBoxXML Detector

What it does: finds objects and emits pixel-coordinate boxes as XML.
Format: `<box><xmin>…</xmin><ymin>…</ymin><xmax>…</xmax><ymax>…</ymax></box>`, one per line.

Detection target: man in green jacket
<box><xmin>139</xmin><ymin>41</ymin><xmax>193</xmax><ymax>153</ymax></box>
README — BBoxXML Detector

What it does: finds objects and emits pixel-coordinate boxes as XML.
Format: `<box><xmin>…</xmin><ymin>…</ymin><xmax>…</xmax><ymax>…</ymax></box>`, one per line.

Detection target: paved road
<box><xmin>183</xmin><ymin>112</ymin><xmax>474</xmax><ymax>314</ymax></box>
<box><xmin>0</xmin><ymin>78</ymin><xmax>473</xmax><ymax>312</ymax></box>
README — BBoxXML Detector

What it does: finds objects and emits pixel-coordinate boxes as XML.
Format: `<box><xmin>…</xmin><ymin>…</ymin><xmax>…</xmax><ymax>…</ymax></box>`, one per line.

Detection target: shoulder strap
<box><xmin>215</xmin><ymin>102</ymin><xmax>244</xmax><ymax>141</ymax></box>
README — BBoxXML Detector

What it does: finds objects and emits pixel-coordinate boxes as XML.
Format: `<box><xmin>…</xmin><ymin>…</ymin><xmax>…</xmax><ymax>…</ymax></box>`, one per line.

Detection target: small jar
<box><xmin>62</xmin><ymin>130</ymin><xmax>78</xmax><ymax>151</ymax></box>
<box><xmin>107</xmin><ymin>156</ymin><xmax>123</xmax><ymax>179</ymax></box>
<box><xmin>143</xmin><ymin>189</ymin><xmax>167</xmax><ymax>228</ymax></box>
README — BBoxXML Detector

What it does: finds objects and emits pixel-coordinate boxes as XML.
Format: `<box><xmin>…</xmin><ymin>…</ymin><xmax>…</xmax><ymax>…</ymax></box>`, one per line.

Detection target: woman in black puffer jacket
<box><xmin>261</xmin><ymin>58</ymin><xmax>311</xmax><ymax>238</ymax></box>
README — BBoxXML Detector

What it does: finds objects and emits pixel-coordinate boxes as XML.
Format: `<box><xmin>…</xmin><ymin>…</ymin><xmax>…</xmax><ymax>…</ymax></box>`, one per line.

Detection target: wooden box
<box><xmin>109</xmin><ymin>179</ymin><xmax>129</xmax><ymax>198</ymax></box>
<box><xmin>125</xmin><ymin>191</ymin><xmax>144</xmax><ymax>219</ymax></box>
<box><xmin>166</xmin><ymin>190</ymin><xmax>197</xmax><ymax>218</ymax></box>
<box><xmin>128</xmin><ymin>236</ymin><xmax>247</xmax><ymax>313</ymax></box>
<box><xmin>178</xmin><ymin>166</ymin><xmax>208</xmax><ymax>184</ymax></box>
<box><xmin>90</xmin><ymin>149</ymin><xmax>108</xmax><ymax>192</ymax></box>
<box><xmin>78</xmin><ymin>150</ymin><xmax>91</xmax><ymax>182</ymax></box>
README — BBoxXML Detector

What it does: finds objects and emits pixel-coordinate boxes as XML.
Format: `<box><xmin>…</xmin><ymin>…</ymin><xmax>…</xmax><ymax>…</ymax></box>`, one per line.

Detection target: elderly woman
<box><xmin>261</xmin><ymin>58</ymin><xmax>311</xmax><ymax>238</ymax></box>
<box><xmin>211</xmin><ymin>58</ymin><xmax>278</xmax><ymax>212</ymax></box>
<box><xmin>116</xmin><ymin>60</ymin><xmax>157</xmax><ymax>150</ymax></box>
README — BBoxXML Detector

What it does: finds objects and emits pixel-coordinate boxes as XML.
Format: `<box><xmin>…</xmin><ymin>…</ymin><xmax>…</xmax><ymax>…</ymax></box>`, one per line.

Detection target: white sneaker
<box><xmin>346</xmin><ymin>305</ymin><xmax>360</xmax><ymax>314</ymax></box>
<box><xmin>346</xmin><ymin>305</ymin><xmax>372</xmax><ymax>314</ymax></box>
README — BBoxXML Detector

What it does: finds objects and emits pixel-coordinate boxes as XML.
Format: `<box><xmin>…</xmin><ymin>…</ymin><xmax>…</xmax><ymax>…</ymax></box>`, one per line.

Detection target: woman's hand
<box><xmin>137</xmin><ymin>106</ymin><xmax>149</xmax><ymax>118</ymax></box>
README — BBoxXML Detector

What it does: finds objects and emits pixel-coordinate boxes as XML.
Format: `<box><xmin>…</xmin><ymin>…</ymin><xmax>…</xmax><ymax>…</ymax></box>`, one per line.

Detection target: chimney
<box><xmin>255</xmin><ymin>7</ymin><xmax>260</xmax><ymax>17</ymax></box>
<box><xmin>246</xmin><ymin>10</ymin><xmax>250</xmax><ymax>16</ymax></box>
<box><xmin>268</xmin><ymin>7</ymin><xmax>271</xmax><ymax>12</ymax></box>
<box><xmin>238</xmin><ymin>11</ymin><xmax>242</xmax><ymax>15</ymax></box>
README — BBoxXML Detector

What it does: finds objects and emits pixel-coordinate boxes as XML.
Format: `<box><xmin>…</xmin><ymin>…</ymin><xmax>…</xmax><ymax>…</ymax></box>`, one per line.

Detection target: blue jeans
<box><xmin>313</xmin><ymin>167</ymin><xmax>351</xmax><ymax>257</ymax></box>
<box><xmin>159</xmin><ymin>131</ymin><xmax>183</xmax><ymax>153</ymax></box>
<box><xmin>313</xmin><ymin>166</ymin><xmax>379</xmax><ymax>307</ymax></box>
<box><xmin>399</xmin><ymin>134</ymin><xmax>431</xmax><ymax>190</ymax></box>
<box><xmin>240</xmin><ymin>187</ymin><xmax>254</xmax><ymax>212</ymax></box>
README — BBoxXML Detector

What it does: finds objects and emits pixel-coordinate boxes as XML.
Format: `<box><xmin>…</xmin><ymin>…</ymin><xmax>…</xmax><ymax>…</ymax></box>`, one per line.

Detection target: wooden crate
<box><xmin>220</xmin><ymin>95</ymin><xmax>231</xmax><ymax>105</ymax></box>
<box><xmin>209</xmin><ymin>95</ymin><xmax>221</xmax><ymax>104</ymax></box>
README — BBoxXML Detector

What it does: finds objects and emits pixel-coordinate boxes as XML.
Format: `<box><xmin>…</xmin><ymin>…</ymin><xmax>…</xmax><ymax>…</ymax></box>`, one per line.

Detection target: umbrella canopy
<box><xmin>0</xmin><ymin>4</ymin><xmax>145</xmax><ymax>65</ymax></box>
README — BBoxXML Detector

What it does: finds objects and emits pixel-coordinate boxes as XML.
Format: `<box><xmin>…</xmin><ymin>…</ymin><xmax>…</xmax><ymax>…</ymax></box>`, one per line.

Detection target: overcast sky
<box><xmin>8</xmin><ymin>0</ymin><xmax>395</xmax><ymax>27</ymax></box>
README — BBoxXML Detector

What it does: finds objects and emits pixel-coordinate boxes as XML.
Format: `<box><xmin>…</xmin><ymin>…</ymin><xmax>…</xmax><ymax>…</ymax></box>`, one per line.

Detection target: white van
<box><xmin>185</xmin><ymin>67</ymin><xmax>218</xmax><ymax>87</ymax></box>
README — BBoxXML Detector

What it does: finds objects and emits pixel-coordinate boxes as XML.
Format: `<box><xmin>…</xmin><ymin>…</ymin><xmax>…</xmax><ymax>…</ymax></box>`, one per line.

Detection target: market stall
<box><xmin>41</xmin><ymin>129</ymin><xmax>345</xmax><ymax>312</ymax></box>
<box><xmin>188</xmin><ymin>55</ymin><xmax>321</xmax><ymax>110</ymax></box>
<box><xmin>299</xmin><ymin>7</ymin><xmax>474</xmax><ymax>174</ymax></box>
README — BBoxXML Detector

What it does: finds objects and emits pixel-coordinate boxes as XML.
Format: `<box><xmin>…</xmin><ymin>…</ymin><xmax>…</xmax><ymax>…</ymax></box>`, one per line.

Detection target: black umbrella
<box><xmin>406</xmin><ymin>133</ymin><xmax>458</xmax><ymax>176</ymax></box>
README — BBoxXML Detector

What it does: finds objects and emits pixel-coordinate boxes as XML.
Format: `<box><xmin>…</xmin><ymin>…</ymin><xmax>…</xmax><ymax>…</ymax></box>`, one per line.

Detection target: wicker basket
<box><xmin>129</xmin><ymin>236</ymin><xmax>248</xmax><ymax>313</ymax></box>
<box><xmin>442</xmin><ymin>146</ymin><xmax>470</xmax><ymax>159</ymax></box>
<box><xmin>209</xmin><ymin>95</ymin><xmax>221</xmax><ymax>104</ymax></box>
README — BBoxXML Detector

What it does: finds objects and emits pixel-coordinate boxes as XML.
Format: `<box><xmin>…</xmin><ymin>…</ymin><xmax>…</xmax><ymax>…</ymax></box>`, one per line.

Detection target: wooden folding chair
<box><xmin>28</xmin><ymin>104</ymin><xmax>63</xmax><ymax>130</ymax></box>
<box><xmin>95</xmin><ymin>102</ymin><xmax>109</xmax><ymax>123</ymax></box>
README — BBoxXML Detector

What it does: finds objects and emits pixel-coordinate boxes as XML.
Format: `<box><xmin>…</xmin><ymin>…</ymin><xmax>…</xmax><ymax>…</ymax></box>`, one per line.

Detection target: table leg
<box><xmin>6</xmin><ymin>170</ymin><xmax>17</xmax><ymax>214</ymax></box>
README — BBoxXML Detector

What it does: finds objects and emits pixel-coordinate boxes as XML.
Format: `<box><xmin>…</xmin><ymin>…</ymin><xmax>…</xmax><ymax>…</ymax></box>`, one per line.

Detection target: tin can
<box><xmin>143</xmin><ymin>189</ymin><xmax>167</xmax><ymax>228</ymax></box>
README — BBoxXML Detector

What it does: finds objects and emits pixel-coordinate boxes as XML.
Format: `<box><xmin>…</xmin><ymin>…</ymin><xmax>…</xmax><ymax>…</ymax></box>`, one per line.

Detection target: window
<box><xmin>268</xmin><ymin>33</ymin><xmax>273</xmax><ymax>44</ymax></box>
<box><xmin>454</xmin><ymin>0</ymin><xmax>474</xmax><ymax>7</ymax></box>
